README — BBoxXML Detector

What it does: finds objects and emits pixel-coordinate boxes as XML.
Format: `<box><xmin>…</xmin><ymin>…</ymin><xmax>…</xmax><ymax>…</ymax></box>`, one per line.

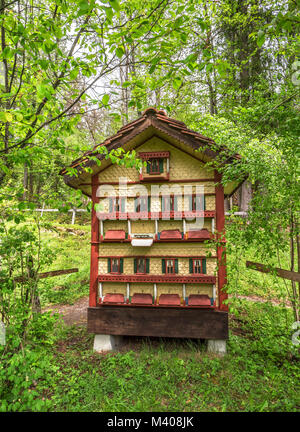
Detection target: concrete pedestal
<box><xmin>93</xmin><ymin>334</ymin><xmax>123</xmax><ymax>353</ymax></box>
<box><xmin>207</xmin><ymin>339</ymin><xmax>227</xmax><ymax>355</ymax></box>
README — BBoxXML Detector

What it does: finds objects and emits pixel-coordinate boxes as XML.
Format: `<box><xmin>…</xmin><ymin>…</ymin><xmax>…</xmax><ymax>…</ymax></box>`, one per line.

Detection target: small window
<box><xmin>162</xmin><ymin>258</ymin><xmax>178</xmax><ymax>274</ymax></box>
<box><xmin>161</xmin><ymin>195</ymin><xmax>178</xmax><ymax>212</ymax></box>
<box><xmin>108</xmin><ymin>258</ymin><xmax>123</xmax><ymax>274</ymax></box>
<box><xmin>194</xmin><ymin>259</ymin><xmax>202</xmax><ymax>274</ymax></box>
<box><xmin>137</xmin><ymin>258</ymin><xmax>146</xmax><ymax>274</ymax></box>
<box><xmin>134</xmin><ymin>257</ymin><xmax>150</xmax><ymax>274</ymax></box>
<box><xmin>134</xmin><ymin>196</ymin><xmax>150</xmax><ymax>213</ymax></box>
<box><xmin>166</xmin><ymin>259</ymin><xmax>174</xmax><ymax>274</ymax></box>
<box><xmin>109</xmin><ymin>197</ymin><xmax>125</xmax><ymax>213</ymax></box>
<box><xmin>189</xmin><ymin>195</ymin><xmax>205</xmax><ymax>211</ymax></box>
<box><xmin>147</xmin><ymin>158</ymin><xmax>164</xmax><ymax>175</ymax></box>
<box><xmin>189</xmin><ymin>258</ymin><xmax>206</xmax><ymax>274</ymax></box>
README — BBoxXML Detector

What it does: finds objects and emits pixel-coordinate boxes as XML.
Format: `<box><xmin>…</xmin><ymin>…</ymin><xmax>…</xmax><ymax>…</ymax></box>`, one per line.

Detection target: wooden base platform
<box><xmin>87</xmin><ymin>306</ymin><xmax>228</xmax><ymax>340</ymax></box>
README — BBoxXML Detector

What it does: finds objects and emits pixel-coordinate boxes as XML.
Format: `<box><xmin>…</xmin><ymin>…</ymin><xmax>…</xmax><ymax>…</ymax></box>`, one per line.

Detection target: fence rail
<box><xmin>30</xmin><ymin>207</ymin><xmax>87</xmax><ymax>224</ymax></box>
<box><xmin>30</xmin><ymin>207</ymin><xmax>248</xmax><ymax>225</ymax></box>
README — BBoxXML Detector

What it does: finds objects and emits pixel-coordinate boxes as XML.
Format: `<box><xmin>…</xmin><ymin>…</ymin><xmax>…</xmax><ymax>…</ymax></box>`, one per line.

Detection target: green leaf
<box><xmin>257</xmin><ymin>31</ymin><xmax>265</xmax><ymax>48</ymax></box>
<box><xmin>104</xmin><ymin>6</ymin><xmax>113</xmax><ymax>22</ymax></box>
<box><xmin>102</xmin><ymin>94</ymin><xmax>110</xmax><ymax>105</ymax></box>
<box><xmin>115</xmin><ymin>46</ymin><xmax>124</xmax><ymax>58</ymax></box>
<box><xmin>109</xmin><ymin>0</ymin><xmax>120</xmax><ymax>12</ymax></box>
<box><xmin>172</xmin><ymin>77</ymin><xmax>182</xmax><ymax>90</ymax></box>
<box><xmin>70</xmin><ymin>68</ymin><xmax>79</xmax><ymax>80</ymax></box>
<box><xmin>0</xmin><ymin>111</ymin><xmax>13</xmax><ymax>122</ymax></box>
<box><xmin>79</xmin><ymin>0</ymin><xmax>90</xmax><ymax>13</ymax></box>
<box><xmin>149</xmin><ymin>64</ymin><xmax>156</xmax><ymax>74</ymax></box>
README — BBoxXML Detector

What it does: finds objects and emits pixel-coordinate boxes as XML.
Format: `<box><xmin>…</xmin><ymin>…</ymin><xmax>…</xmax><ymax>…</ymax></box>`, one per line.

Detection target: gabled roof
<box><xmin>60</xmin><ymin>107</ymin><xmax>241</xmax><ymax>195</ymax></box>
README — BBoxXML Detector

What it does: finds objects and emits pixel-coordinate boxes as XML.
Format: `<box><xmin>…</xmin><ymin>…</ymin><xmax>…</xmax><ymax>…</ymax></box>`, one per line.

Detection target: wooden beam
<box><xmin>215</xmin><ymin>170</ymin><xmax>228</xmax><ymax>312</ymax></box>
<box><xmin>89</xmin><ymin>174</ymin><xmax>99</xmax><ymax>307</ymax></box>
<box><xmin>246</xmin><ymin>261</ymin><xmax>300</xmax><ymax>283</ymax></box>
<box><xmin>87</xmin><ymin>306</ymin><xmax>228</xmax><ymax>339</ymax></box>
<box><xmin>4</xmin><ymin>268</ymin><xmax>78</xmax><ymax>283</ymax></box>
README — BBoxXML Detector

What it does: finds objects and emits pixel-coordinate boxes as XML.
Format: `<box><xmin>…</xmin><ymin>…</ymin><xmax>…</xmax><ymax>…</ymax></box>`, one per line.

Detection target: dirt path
<box><xmin>44</xmin><ymin>293</ymin><xmax>291</xmax><ymax>327</ymax></box>
<box><xmin>44</xmin><ymin>296</ymin><xmax>89</xmax><ymax>326</ymax></box>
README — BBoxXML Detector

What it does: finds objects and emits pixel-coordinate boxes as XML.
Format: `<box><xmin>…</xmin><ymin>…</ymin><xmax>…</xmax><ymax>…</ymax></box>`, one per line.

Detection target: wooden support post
<box><xmin>128</xmin><ymin>219</ymin><xmax>131</xmax><ymax>237</ymax></box>
<box><xmin>90</xmin><ymin>174</ymin><xmax>99</xmax><ymax>307</ymax></box>
<box><xmin>215</xmin><ymin>171</ymin><xmax>228</xmax><ymax>312</ymax></box>
<box><xmin>71</xmin><ymin>209</ymin><xmax>76</xmax><ymax>225</ymax></box>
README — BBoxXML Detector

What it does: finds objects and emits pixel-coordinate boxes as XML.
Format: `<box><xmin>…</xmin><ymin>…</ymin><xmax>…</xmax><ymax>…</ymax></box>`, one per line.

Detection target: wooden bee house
<box><xmin>60</xmin><ymin>108</ymin><xmax>241</xmax><ymax>352</ymax></box>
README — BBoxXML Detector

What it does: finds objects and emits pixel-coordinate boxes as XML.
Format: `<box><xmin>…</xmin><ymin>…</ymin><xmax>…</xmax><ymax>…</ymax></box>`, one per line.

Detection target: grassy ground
<box><xmin>39</xmin><ymin>222</ymin><xmax>90</xmax><ymax>305</ymax></box>
<box><xmin>1</xmin><ymin>219</ymin><xmax>299</xmax><ymax>412</ymax></box>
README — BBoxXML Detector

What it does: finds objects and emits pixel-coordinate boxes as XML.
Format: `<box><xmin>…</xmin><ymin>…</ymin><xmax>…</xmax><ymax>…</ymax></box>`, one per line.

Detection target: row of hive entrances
<box><xmin>98</xmin><ymin>293</ymin><xmax>215</xmax><ymax>308</ymax></box>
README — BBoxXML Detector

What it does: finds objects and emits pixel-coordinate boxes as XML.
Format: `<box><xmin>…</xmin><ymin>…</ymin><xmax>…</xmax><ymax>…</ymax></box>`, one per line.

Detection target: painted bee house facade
<box><xmin>61</xmin><ymin>108</ymin><xmax>241</xmax><ymax>352</ymax></box>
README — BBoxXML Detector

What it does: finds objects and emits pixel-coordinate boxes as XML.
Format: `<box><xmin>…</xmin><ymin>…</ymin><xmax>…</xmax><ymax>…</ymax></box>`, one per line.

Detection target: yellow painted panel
<box><xmin>131</xmin><ymin>220</ymin><xmax>155</xmax><ymax>234</ymax></box>
<box><xmin>102</xmin><ymin>283</ymin><xmax>127</xmax><ymax>296</ymax></box>
<box><xmin>186</xmin><ymin>284</ymin><xmax>213</xmax><ymax>297</ymax></box>
<box><xmin>157</xmin><ymin>283</ymin><xmax>183</xmax><ymax>297</ymax></box>
<box><xmin>98</xmin><ymin>242</ymin><xmax>216</xmax><ymax>257</ymax></box>
<box><xmin>130</xmin><ymin>282</ymin><xmax>154</xmax><ymax>296</ymax></box>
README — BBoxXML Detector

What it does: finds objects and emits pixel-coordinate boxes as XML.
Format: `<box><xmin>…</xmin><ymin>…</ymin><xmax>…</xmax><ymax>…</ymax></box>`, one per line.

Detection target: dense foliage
<box><xmin>0</xmin><ymin>0</ymin><xmax>299</xmax><ymax>412</ymax></box>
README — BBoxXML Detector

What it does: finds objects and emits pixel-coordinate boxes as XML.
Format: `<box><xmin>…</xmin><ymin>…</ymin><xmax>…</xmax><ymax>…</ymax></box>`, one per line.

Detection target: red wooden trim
<box><xmin>215</xmin><ymin>170</ymin><xmax>228</xmax><ymax>312</ymax></box>
<box><xmin>98</xmin><ymin>255</ymin><xmax>217</xmax><ymax>259</ymax></box>
<box><xmin>97</xmin><ymin>210</ymin><xmax>215</xmax><ymax>220</ymax></box>
<box><xmin>138</xmin><ymin>151</ymin><xmax>170</xmax><ymax>159</ymax></box>
<box><xmin>98</xmin><ymin>274</ymin><xmax>216</xmax><ymax>284</ymax></box>
<box><xmin>98</xmin><ymin>238</ymin><xmax>215</xmax><ymax>244</ymax></box>
<box><xmin>96</xmin><ymin>302</ymin><xmax>216</xmax><ymax>310</ymax></box>
<box><xmin>93</xmin><ymin>178</ymin><xmax>214</xmax><ymax>186</ymax></box>
<box><xmin>97</xmin><ymin>193</ymin><xmax>215</xmax><ymax>199</ymax></box>
<box><xmin>140</xmin><ymin>175</ymin><xmax>170</xmax><ymax>182</ymax></box>
<box><xmin>89</xmin><ymin>174</ymin><xmax>99</xmax><ymax>307</ymax></box>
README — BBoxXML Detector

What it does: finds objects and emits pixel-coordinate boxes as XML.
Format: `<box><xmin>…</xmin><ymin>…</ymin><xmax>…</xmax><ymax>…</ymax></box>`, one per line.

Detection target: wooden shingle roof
<box><xmin>60</xmin><ymin>107</ymin><xmax>241</xmax><ymax>193</ymax></box>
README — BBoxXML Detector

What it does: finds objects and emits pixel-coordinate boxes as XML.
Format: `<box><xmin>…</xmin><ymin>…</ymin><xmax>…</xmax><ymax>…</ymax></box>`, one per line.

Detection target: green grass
<box><xmin>1</xmin><ymin>220</ymin><xmax>299</xmax><ymax>412</ymax></box>
<box><xmin>1</xmin><ymin>317</ymin><xmax>298</xmax><ymax>412</ymax></box>
<box><xmin>39</xmin><ymin>222</ymin><xmax>90</xmax><ymax>305</ymax></box>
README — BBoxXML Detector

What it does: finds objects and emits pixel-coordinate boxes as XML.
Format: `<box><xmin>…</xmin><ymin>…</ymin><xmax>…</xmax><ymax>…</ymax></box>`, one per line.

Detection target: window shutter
<box><xmin>162</xmin><ymin>259</ymin><xmax>166</xmax><ymax>273</ymax></box>
<box><xmin>202</xmin><ymin>258</ymin><xmax>206</xmax><ymax>274</ymax></box>
<box><xmin>109</xmin><ymin>198</ymin><xmax>113</xmax><ymax>213</ymax></box>
<box><xmin>134</xmin><ymin>197</ymin><xmax>138</xmax><ymax>212</ymax></box>
<box><xmin>120</xmin><ymin>198</ymin><xmax>125</xmax><ymax>212</ymax></box>
<box><xmin>148</xmin><ymin>196</ymin><xmax>151</xmax><ymax>212</ymax></box>
<box><xmin>120</xmin><ymin>258</ymin><xmax>123</xmax><ymax>273</ymax></box>
<box><xmin>107</xmin><ymin>258</ymin><xmax>111</xmax><ymax>273</ymax></box>
<box><xmin>146</xmin><ymin>161</ymin><xmax>150</xmax><ymax>173</ymax></box>
<box><xmin>203</xmin><ymin>195</ymin><xmax>206</xmax><ymax>211</ymax></box>
<box><xmin>189</xmin><ymin>195</ymin><xmax>193</xmax><ymax>211</ymax></box>
<box><xmin>189</xmin><ymin>259</ymin><xmax>193</xmax><ymax>274</ymax></box>
<box><xmin>134</xmin><ymin>258</ymin><xmax>137</xmax><ymax>273</ymax></box>
<box><xmin>146</xmin><ymin>258</ymin><xmax>150</xmax><ymax>273</ymax></box>
<box><xmin>174</xmin><ymin>196</ymin><xmax>178</xmax><ymax>211</ymax></box>
<box><xmin>161</xmin><ymin>197</ymin><xmax>165</xmax><ymax>212</ymax></box>
<box><xmin>159</xmin><ymin>158</ymin><xmax>164</xmax><ymax>173</ymax></box>
<box><xmin>175</xmin><ymin>259</ymin><xmax>178</xmax><ymax>274</ymax></box>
